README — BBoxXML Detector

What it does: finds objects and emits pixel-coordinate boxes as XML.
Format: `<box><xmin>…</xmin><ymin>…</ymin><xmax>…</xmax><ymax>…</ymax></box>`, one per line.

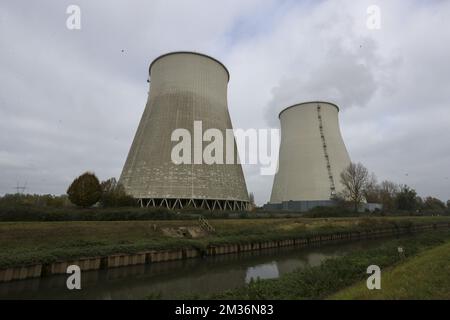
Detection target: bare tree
<box><xmin>363</xmin><ymin>173</ymin><xmax>380</xmax><ymax>203</ymax></box>
<box><xmin>340</xmin><ymin>162</ymin><xmax>369</xmax><ymax>212</ymax></box>
<box><xmin>380</xmin><ymin>180</ymin><xmax>399</xmax><ymax>211</ymax></box>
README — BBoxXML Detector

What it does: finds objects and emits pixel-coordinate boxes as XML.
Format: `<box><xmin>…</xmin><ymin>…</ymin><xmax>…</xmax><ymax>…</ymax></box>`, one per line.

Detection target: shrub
<box><xmin>303</xmin><ymin>206</ymin><xmax>359</xmax><ymax>218</ymax></box>
<box><xmin>0</xmin><ymin>206</ymin><xmax>191</xmax><ymax>222</ymax></box>
<box><xmin>396</xmin><ymin>185</ymin><xmax>418</xmax><ymax>211</ymax></box>
<box><xmin>100</xmin><ymin>178</ymin><xmax>136</xmax><ymax>207</ymax></box>
<box><xmin>67</xmin><ymin>172</ymin><xmax>102</xmax><ymax>208</ymax></box>
<box><xmin>0</xmin><ymin>193</ymin><xmax>71</xmax><ymax>208</ymax></box>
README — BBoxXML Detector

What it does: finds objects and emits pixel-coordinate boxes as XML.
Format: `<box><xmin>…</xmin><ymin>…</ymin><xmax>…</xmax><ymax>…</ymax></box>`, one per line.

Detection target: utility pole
<box><xmin>14</xmin><ymin>181</ymin><xmax>27</xmax><ymax>194</ymax></box>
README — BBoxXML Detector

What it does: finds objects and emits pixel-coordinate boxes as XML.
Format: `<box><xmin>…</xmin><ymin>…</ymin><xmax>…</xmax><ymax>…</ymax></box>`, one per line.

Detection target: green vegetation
<box><xmin>1</xmin><ymin>187</ymin><xmax>449</xmax><ymax>221</ymax></box>
<box><xmin>0</xmin><ymin>193</ymin><xmax>71</xmax><ymax>208</ymax></box>
<box><xmin>331</xmin><ymin>240</ymin><xmax>450</xmax><ymax>299</ymax></box>
<box><xmin>396</xmin><ymin>185</ymin><xmax>418</xmax><ymax>211</ymax></box>
<box><xmin>205</xmin><ymin>231</ymin><xmax>450</xmax><ymax>300</ymax></box>
<box><xmin>302</xmin><ymin>206</ymin><xmax>361</xmax><ymax>218</ymax></box>
<box><xmin>0</xmin><ymin>202</ymin><xmax>448</xmax><ymax>222</ymax></box>
<box><xmin>0</xmin><ymin>216</ymin><xmax>449</xmax><ymax>269</ymax></box>
<box><xmin>67</xmin><ymin>172</ymin><xmax>102</xmax><ymax>207</ymax></box>
<box><xmin>0</xmin><ymin>206</ymin><xmax>191</xmax><ymax>222</ymax></box>
<box><xmin>0</xmin><ymin>220</ymin><xmax>197</xmax><ymax>269</ymax></box>
<box><xmin>335</xmin><ymin>162</ymin><xmax>449</xmax><ymax>215</ymax></box>
<box><xmin>99</xmin><ymin>178</ymin><xmax>135</xmax><ymax>207</ymax></box>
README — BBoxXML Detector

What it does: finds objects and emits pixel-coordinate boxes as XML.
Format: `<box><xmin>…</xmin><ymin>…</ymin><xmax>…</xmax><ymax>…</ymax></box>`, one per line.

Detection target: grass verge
<box><xmin>330</xmin><ymin>240</ymin><xmax>450</xmax><ymax>299</ymax></box>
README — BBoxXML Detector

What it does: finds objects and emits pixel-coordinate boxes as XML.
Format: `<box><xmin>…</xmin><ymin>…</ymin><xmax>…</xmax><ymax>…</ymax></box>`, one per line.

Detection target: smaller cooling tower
<box><xmin>268</xmin><ymin>101</ymin><xmax>351</xmax><ymax>211</ymax></box>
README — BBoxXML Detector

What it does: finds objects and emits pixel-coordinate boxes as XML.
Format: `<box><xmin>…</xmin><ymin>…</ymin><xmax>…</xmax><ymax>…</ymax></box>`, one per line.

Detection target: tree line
<box><xmin>339</xmin><ymin>162</ymin><xmax>449</xmax><ymax>214</ymax></box>
<box><xmin>0</xmin><ymin>172</ymin><xmax>136</xmax><ymax>208</ymax></box>
<box><xmin>1</xmin><ymin>168</ymin><xmax>449</xmax><ymax>216</ymax></box>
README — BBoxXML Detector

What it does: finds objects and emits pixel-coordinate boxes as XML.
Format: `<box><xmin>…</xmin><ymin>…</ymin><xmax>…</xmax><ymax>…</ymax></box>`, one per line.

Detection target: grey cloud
<box><xmin>264</xmin><ymin>35</ymin><xmax>389</xmax><ymax>127</ymax></box>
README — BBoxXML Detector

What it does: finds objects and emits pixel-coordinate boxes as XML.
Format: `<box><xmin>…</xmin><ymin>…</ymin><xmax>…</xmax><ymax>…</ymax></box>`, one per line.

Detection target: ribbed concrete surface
<box><xmin>120</xmin><ymin>52</ymin><xmax>249</xmax><ymax>202</ymax></box>
<box><xmin>270</xmin><ymin>102</ymin><xmax>351</xmax><ymax>203</ymax></box>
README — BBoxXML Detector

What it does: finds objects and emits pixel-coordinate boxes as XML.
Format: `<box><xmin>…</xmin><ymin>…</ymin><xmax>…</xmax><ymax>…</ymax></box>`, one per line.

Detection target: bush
<box><xmin>0</xmin><ymin>206</ymin><xmax>255</xmax><ymax>222</ymax></box>
<box><xmin>67</xmin><ymin>172</ymin><xmax>102</xmax><ymax>208</ymax></box>
<box><xmin>396</xmin><ymin>185</ymin><xmax>418</xmax><ymax>211</ymax></box>
<box><xmin>303</xmin><ymin>206</ymin><xmax>359</xmax><ymax>218</ymax></box>
<box><xmin>0</xmin><ymin>193</ymin><xmax>71</xmax><ymax>208</ymax></box>
<box><xmin>0</xmin><ymin>206</ymin><xmax>189</xmax><ymax>222</ymax></box>
<box><xmin>100</xmin><ymin>178</ymin><xmax>136</xmax><ymax>207</ymax></box>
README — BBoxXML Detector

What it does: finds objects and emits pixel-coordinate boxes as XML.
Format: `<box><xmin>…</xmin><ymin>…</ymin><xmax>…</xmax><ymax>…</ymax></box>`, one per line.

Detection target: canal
<box><xmin>0</xmin><ymin>237</ymin><xmax>394</xmax><ymax>299</ymax></box>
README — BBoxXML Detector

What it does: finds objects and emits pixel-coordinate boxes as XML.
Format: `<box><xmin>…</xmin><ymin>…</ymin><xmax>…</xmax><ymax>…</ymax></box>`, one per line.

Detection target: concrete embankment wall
<box><xmin>1</xmin><ymin>222</ymin><xmax>449</xmax><ymax>283</ymax></box>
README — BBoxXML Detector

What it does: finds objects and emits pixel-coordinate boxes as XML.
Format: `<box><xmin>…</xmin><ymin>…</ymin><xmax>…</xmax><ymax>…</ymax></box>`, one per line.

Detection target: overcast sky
<box><xmin>1</xmin><ymin>0</ymin><xmax>450</xmax><ymax>205</ymax></box>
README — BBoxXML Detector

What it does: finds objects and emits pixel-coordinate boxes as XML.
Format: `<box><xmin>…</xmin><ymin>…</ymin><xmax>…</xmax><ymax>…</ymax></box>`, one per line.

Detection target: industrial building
<box><xmin>120</xmin><ymin>52</ymin><xmax>250</xmax><ymax>210</ymax></box>
<box><xmin>266</xmin><ymin>101</ymin><xmax>351</xmax><ymax>211</ymax></box>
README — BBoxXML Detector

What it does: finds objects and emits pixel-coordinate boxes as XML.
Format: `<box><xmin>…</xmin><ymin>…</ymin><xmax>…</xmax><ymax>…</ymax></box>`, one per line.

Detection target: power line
<box><xmin>13</xmin><ymin>181</ymin><xmax>27</xmax><ymax>194</ymax></box>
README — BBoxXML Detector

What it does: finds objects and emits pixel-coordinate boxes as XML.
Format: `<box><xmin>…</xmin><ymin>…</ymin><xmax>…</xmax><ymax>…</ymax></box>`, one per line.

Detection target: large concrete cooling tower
<box><xmin>268</xmin><ymin>101</ymin><xmax>351</xmax><ymax>211</ymax></box>
<box><xmin>120</xmin><ymin>52</ymin><xmax>249</xmax><ymax>210</ymax></box>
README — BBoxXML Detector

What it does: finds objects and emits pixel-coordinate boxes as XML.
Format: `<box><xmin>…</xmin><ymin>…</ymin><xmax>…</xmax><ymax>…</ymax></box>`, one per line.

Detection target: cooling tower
<box><xmin>268</xmin><ymin>101</ymin><xmax>351</xmax><ymax>211</ymax></box>
<box><xmin>120</xmin><ymin>52</ymin><xmax>249</xmax><ymax>210</ymax></box>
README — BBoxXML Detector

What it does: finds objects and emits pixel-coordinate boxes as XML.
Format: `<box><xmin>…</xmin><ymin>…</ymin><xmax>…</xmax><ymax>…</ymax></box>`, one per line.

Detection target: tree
<box><xmin>67</xmin><ymin>172</ymin><xmax>102</xmax><ymax>208</ymax></box>
<box><xmin>363</xmin><ymin>173</ymin><xmax>380</xmax><ymax>203</ymax></box>
<box><xmin>0</xmin><ymin>193</ymin><xmax>71</xmax><ymax>208</ymax></box>
<box><xmin>396</xmin><ymin>185</ymin><xmax>417</xmax><ymax>211</ymax></box>
<box><xmin>100</xmin><ymin>178</ymin><xmax>136</xmax><ymax>207</ymax></box>
<box><xmin>422</xmin><ymin>197</ymin><xmax>446</xmax><ymax>213</ymax></box>
<box><xmin>379</xmin><ymin>180</ymin><xmax>399</xmax><ymax>211</ymax></box>
<box><xmin>415</xmin><ymin>196</ymin><xmax>424</xmax><ymax>211</ymax></box>
<box><xmin>340</xmin><ymin>162</ymin><xmax>369</xmax><ymax>212</ymax></box>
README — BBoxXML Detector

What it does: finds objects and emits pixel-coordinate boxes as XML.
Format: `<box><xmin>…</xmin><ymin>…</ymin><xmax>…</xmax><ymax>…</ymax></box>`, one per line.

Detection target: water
<box><xmin>0</xmin><ymin>238</ymin><xmax>389</xmax><ymax>299</ymax></box>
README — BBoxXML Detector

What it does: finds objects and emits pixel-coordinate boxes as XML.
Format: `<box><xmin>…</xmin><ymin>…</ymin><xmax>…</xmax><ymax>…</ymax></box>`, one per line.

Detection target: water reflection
<box><xmin>246</xmin><ymin>262</ymin><xmax>279</xmax><ymax>283</ymax></box>
<box><xmin>0</xmin><ymin>238</ymin><xmax>388</xmax><ymax>300</ymax></box>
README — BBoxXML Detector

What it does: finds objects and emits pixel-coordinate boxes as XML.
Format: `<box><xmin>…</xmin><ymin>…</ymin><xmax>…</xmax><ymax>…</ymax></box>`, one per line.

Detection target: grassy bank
<box><xmin>0</xmin><ymin>216</ymin><xmax>449</xmax><ymax>269</ymax></box>
<box><xmin>204</xmin><ymin>231</ymin><xmax>450</xmax><ymax>300</ymax></box>
<box><xmin>331</xmin><ymin>240</ymin><xmax>450</xmax><ymax>299</ymax></box>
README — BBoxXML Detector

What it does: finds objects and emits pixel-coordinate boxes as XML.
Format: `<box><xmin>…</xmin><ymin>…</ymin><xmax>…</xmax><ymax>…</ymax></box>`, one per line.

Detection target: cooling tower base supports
<box><xmin>138</xmin><ymin>198</ymin><xmax>250</xmax><ymax>211</ymax></box>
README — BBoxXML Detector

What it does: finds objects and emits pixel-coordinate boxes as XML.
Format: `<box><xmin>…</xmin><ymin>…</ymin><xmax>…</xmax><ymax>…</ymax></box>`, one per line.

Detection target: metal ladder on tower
<box><xmin>317</xmin><ymin>104</ymin><xmax>336</xmax><ymax>197</ymax></box>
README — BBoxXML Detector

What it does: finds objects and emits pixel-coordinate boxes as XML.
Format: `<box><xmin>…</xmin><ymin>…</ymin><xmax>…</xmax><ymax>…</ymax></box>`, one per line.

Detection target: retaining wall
<box><xmin>0</xmin><ymin>265</ymin><xmax>42</xmax><ymax>282</ymax></box>
<box><xmin>44</xmin><ymin>257</ymin><xmax>102</xmax><ymax>276</ymax></box>
<box><xmin>107</xmin><ymin>253</ymin><xmax>146</xmax><ymax>268</ymax></box>
<box><xmin>148</xmin><ymin>249</ymin><xmax>183</xmax><ymax>263</ymax></box>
